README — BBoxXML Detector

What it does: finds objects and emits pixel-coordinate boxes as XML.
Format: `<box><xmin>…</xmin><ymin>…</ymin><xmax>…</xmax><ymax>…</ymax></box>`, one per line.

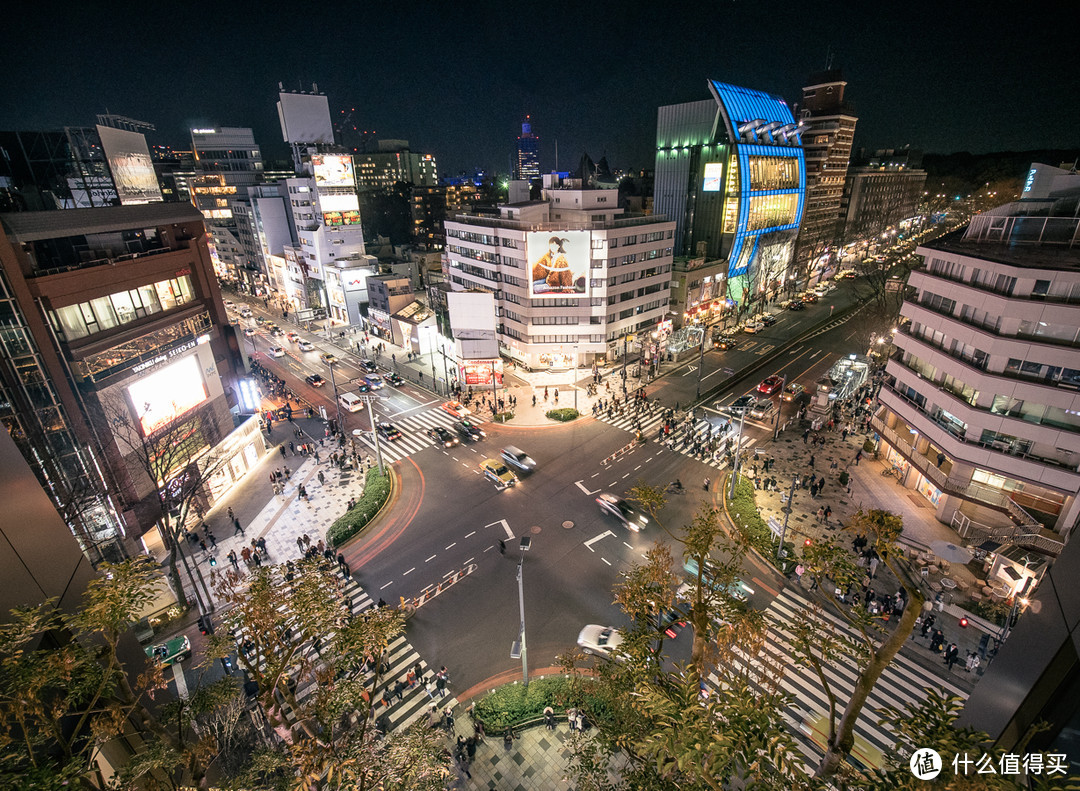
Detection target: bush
<box><xmin>727</xmin><ymin>475</ymin><xmax>772</xmax><ymax>557</ymax></box>
<box><xmin>863</xmin><ymin>438</ymin><xmax>876</xmax><ymax>453</ymax></box>
<box><xmin>958</xmin><ymin>597</ymin><xmax>1009</xmax><ymax>627</ymax></box>
<box><xmin>546</xmin><ymin>408</ymin><xmax>580</xmax><ymax>422</ymax></box>
<box><xmin>492</xmin><ymin>411</ymin><xmax>515</xmax><ymax>423</ymax></box>
<box><xmin>838</xmin><ymin>470</ymin><xmax>850</xmax><ymax>486</ymax></box>
<box><xmin>472</xmin><ymin>676</ymin><xmax>608</xmax><ymax>731</ymax></box>
<box><xmin>326</xmin><ymin>467</ymin><xmax>391</xmax><ymax>547</ymax></box>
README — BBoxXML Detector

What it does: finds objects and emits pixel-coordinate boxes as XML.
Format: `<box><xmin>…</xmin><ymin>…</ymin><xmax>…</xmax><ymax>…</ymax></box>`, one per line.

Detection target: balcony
<box><xmin>915</xmin><ymin>266</ymin><xmax>1080</xmax><ymax>306</ymax></box>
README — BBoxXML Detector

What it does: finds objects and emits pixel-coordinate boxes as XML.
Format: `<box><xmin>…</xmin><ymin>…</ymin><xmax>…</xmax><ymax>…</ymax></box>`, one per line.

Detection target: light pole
<box><xmin>773</xmin><ymin>373</ymin><xmax>787</xmax><ymax>441</ymax></box>
<box><xmin>511</xmin><ymin>536</ymin><xmax>531</xmax><ymax>686</ymax></box>
<box><xmin>776</xmin><ymin>473</ymin><xmax>799</xmax><ymax>560</ymax></box>
<box><xmin>727</xmin><ymin>408</ymin><xmax>747</xmax><ymax>500</ymax></box>
<box><xmin>327</xmin><ymin>361</ymin><xmax>341</xmax><ymax>431</ymax></box>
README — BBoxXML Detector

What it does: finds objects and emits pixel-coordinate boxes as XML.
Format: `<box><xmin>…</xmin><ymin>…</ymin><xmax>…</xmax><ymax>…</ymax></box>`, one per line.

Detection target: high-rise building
<box><xmin>792</xmin><ymin>70</ymin><xmax>857</xmax><ymax>284</ymax></box>
<box><xmin>0</xmin><ymin>202</ymin><xmax>258</xmax><ymax>562</ymax></box>
<box><xmin>872</xmin><ymin>181</ymin><xmax>1080</xmax><ymax>549</ymax></box>
<box><xmin>354</xmin><ymin>140</ymin><xmax>438</xmax><ymax>190</ymax></box>
<box><xmin>515</xmin><ymin>116</ymin><xmax>540</xmax><ymax>181</ymax></box>
<box><xmin>189</xmin><ymin>127</ymin><xmax>265</xmax><ymax>283</ymax></box>
<box><xmin>840</xmin><ymin>148</ymin><xmax>926</xmax><ymax>244</ymax></box>
<box><xmin>444</xmin><ymin>177</ymin><xmax>675</xmax><ymax>371</ymax></box>
<box><xmin>654</xmin><ymin>80</ymin><xmax>806</xmax><ymax>314</ymax></box>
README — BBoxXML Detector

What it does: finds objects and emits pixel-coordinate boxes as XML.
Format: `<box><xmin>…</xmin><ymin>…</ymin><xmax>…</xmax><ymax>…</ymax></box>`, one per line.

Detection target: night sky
<box><xmin>1</xmin><ymin>0</ymin><xmax>1076</xmax><ymax>176</ymax></box>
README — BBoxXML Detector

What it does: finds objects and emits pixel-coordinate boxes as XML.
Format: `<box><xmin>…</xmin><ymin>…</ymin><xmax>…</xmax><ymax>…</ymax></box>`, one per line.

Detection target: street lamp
<box><xmin>776</xmin><ymin>474</ymin><xmax>799</xmax><ymax>560</ymax></box>
<box><xmin>727</xmin><ymin>407</ymin><xmax>748</xmax><ymax>500</ymax></box>
<box><xmin>327</xmin><ymin>361</ymin><xmax>342</xmax><ymax>432</ymax></box>
<box><xmin>510</xmin><ymin>536</ymin><xmax>531</xmax><ymax>686</ymax></box>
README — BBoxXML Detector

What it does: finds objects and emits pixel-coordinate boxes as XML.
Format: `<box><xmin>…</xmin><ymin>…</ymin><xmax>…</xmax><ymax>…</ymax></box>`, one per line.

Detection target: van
<box><xmin>338</xmin><ymin>392</ymin><xmax>365</xmax><ymax>413</ymax></box>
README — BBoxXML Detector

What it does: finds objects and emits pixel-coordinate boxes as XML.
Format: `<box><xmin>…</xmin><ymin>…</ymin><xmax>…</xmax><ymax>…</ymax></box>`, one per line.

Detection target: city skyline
<box><xmin>1</xmin><ymin>0</ymin><xmax>1076</xmax><ymax>177</ymax></box>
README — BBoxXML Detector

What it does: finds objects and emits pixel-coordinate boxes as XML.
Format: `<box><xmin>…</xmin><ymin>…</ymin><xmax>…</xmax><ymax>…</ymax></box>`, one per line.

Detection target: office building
<box><xmin>872</xmin><ymin>183</ymin><xmax>1080</xmax><ymax>551</ymax></box>
<box><xmin>792</xmin><ymin>70</ymin><xmax>857</xmax><ymax>283</ymax></box>
<box><xmin>366</xmin><ymin>274</ymin><xmax>415</xmax><ymax>344</ymax></box>
<box><xmin>515</xmin><ymin>117</ymin><xmax>540</xmax><ymax>181</ymax></box>
<box><xmin>0</xmin><ymin>202</ymin><xmax>260</xmax><ymax>562</ymax></box>
<box><xmin>354</xmin><ymin>140</ymin><xmax>438</xmax><ymax>190</ymax></box>
<box><xmin>443</xmin><ymin>177</ymin><xmax>675</xmax><ymax>371</ymax></box>
<box><xmin>840</xmin><ymin>148</ymin><xmax>926</xmax><ymax>243</ymax></box>
<box><xmin>654</xmin><ymin>80</ymin><xmax>806</xmax><ymax>313</ymax></box>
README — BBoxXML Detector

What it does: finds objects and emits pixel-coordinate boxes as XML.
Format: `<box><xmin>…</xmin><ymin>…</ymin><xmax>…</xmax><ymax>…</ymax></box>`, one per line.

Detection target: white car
<box><xmin>577</xmin><ymin>625</ymin><xmax>624</xmax><ymax>658</ymax></box>
<box><xmin>298</xmin><ymin>340</ymin><xmax>315</xmax><ymax>352</ymax></box>
<box><xmin>269</xmin><ymin>346</ymin><xmax>286</xmax><ymax>358</ymax></box>
<box><xmin>743</xmin><ymin>321</ymin><xmax>765</xmax><ymax>334</ymax></box>
<box><xmin>749</xmin><ymin>398</ymin><xmax>778</xmax><ymax>421</ymax></box>
<box><xmin>223</xmin><ymin>299</ymin><xmax>235</xmax><ymax>309</ymax></box>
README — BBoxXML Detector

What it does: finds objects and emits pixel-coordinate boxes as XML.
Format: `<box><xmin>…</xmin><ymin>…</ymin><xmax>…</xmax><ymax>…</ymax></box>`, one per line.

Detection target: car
<box><xmin>256</xmin><ymin>316</ymin><xmax>272</xmax><ymax>326</ymax></box>
<box><xmin>724</xmin><ymin>394</ymin><xmax>756</xmax><ymax>414</ymax></box>
<box><xmin>500</xmin><ymin>445</ymin><xmax>536</xmax><ymax>473</ymax></box>
<box><xmin>243</xmin><ymin>326</ymin><xmax>256</xmax><ymax>336</ymax></box>
<box><xmin>268</xmin><ymin>324</ymin><xmax>284</xmax><ymax>336</ymax></box>
<box><xmin>596</xmin><ymin>492</ymin><xmax>649</xmax><ymax>531</ymax></box>
<box><xmin>386</xmin><ymin>372</ymin><xmax>405</xmax><ymax>387</ymax></box>
<box><xmin>376</xmin><ymin>422</ymin><xmax>403</xmax><ymax>442</ymax></box>
<box><xmin>787</xmin><ymin>299</ymin><xmax>805</xmax><ymax>311</ymax></box>
<box><xmin>354</xmin><ymin>382</ymin><xmax>372</xmax><ymax>394</ymax></box>
<box><xmin>759</xmin><ymin>313</ymin><xmax>778</xmax><ymax>326</ymax></box>
<box><xmin>144</xmin><ymin>635</ymin><xmax>192</xmax><ymax>667</ymax></box>
<box><xmin>576</xmin><ymin>624</ymin><xmax>624</xmax><ymax>659</ymax></box>
<box><xmin>239</xmin><ymin>307</ymin><xmax>253</xmax><ymax>317</ymax></box>
<box><xmin>304</xmin><ymin>373</ymin><xmax>325</xmax><ymax>387</ymax></box>
<box><xmin>681</xmin><ymin>558</ymin><xmax>755</xmax><ymax>601</ymax></box>
<box><xmin>749</xmin><ymin>398</ymin><xmax>778</xmax><ymax>420</ymax></box>
<box><xmin>339</xmin><ymin>392</ymin><xmax>365</xmax><ymax>412</ymax></box>
<box><xmin>269</xmin><ymin>346</ymin><xmax>286</xmax><ymax>358</ymax></box>
<box><xmin>836</xmin><ymin>268</ymin><xmax>858</xmax><ymax>280</ymax></box>
<box><xmin>298</xmin><ymin>340</ymin><xmax>315</xmax><ymax>352</ymax></box>
<box><xmin>286</xmin><ymin>331</ymin><xmax>300</xmax><ymax>343</ymax></box>
<box><xmin>454</xmin><ymin>419</ymin><xmax>486</xmax><ymax>442</ymax></box>
<box><xmin>799</xmin><ymin>291</ymin><xmax>818</xmax><ymax>303</ymax></box>
<box><xmin>363</xmin><ymin>374</ymin><xmax>385</xmax><ymax>390</ymax></box>
<box><xmin>427</xmin><ymin>426</ymin><xmax>459</xmax><ymax>448</ymax></box>
<box><xmin>757</xmin><ymin>375</ymin><xmax>783</xmax><ymax>395</ymax></box>
<box><xmin>783</xmin><ymin>382</ymin><xmax>807</xmax><ymax>402</ymax></box>
<box><xmin>223</xmin><ymin>299</ymin><xmax>235</xmax><ymax>309</ymax></box>
<box><xmin>320</xmin><ymin>352</ymin><xmax>337</xmax><ymax>365</ymax></box>
<box><xmin>480</xmin><ymin>458</ymin><xmax>518</xmax><ymax>488</ymax></box>
<box><xmin>743</xmin><ymin>320</ymin><xmax>765</xmax><ymax>334</ymax></box>
<box><xmin>440</xmin><ymin>401</ymin><xmax>471</xmax><ymax>419</ymax></box>
<box><xmin>713</xmin><ymin>335</ymin><xmax>738</xmax><ymax>350</ymax></box>
<box><xmin>359</xmin><ymin>359</ymin><xmax>378</xmax><ymax>373</ymax></box>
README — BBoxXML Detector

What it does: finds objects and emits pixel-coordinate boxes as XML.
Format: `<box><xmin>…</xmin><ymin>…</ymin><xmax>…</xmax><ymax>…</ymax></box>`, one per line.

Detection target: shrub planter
<box><xmin>472</xmin><ymin>676</ymin><xmax>607</xmax><ymax>732</ymax></box>
<box><xmin>546</xmin><ymin>408</ymin><xmax>580</xmax><ymax>422</ymax></box>
<box><xmin>327</xmin><ymin>467</ymin><xmax>391</xmax><ymax>547</ymax></box>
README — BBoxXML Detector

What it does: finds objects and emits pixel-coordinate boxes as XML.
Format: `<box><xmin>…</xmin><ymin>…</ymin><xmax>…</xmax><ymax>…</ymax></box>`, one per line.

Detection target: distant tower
<box><xmin>515</xmin><ymin>116</ymin><xmax>540</xmax><ymax>181</ymax></box>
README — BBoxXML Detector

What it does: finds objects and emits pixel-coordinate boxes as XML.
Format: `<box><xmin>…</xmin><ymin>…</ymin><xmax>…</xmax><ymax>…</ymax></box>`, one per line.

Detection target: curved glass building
<box><xmin>655</xmin><ymin>80</ymin><xmax>806</xmax><ymax>313</ymax></box>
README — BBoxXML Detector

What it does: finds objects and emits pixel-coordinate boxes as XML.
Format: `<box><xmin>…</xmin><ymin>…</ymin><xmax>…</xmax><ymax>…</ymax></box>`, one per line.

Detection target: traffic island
<box><xmin>326</xmin><ymin>467</ymin><xmax>392</xmax><ymax>547</ymax></box>
<box><xmin>545</xmin><ymin>407</ymin><xmax>580</xmax><ymax>422</ymax></box>
<box><xmin>470</xmin><ymin>675</ymin><xmax>606</xmax><ymax>733</ymax></box>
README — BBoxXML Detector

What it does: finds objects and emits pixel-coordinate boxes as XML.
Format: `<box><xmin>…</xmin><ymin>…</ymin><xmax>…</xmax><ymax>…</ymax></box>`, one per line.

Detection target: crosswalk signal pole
<box><xmin>773</xmin><ymin>373</ymin><xmax>787</xmax><ymax>441</ymax></box>
<box><xmin>777</xmin><ymin>473</ymin><xmax>799</xmax><ymax>560</ymax></box>
<box><xmin>365</xmin><ymin>395</ymin><xmax>384</xmax><ymax>476</ymax></box>
<box><xmin>728</xmin><ymin>409</ymin><xmax>747</xmax><ymax>500</ymax></box>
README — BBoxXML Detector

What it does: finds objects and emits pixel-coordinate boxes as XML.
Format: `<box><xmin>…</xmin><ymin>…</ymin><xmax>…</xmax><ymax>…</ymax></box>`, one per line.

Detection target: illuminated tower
<box><xmin>515</xmin><ymin>116</ymin><xmax>540</xmax><ymax>181</ymax></box>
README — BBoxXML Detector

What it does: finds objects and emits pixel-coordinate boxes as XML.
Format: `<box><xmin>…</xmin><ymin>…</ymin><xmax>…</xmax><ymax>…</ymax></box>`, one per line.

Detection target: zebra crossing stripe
<box><xmin>350</xmin><ymin>405</ymin><xmax>489</xmax><ymax>464</ymax></box>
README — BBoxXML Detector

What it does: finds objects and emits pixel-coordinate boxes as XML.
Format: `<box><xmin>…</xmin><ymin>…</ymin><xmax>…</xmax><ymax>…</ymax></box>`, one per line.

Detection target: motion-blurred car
<box><xmin>286</xmin><ymin>331</ymin><xmax>300</xmax><ymax>343</ymax></box>
<box><xmin>440</xmin><ymin>401</ymin><xmax>471</xmax><ymax>419</ymax></box>
<box><xmin>836</xmin><ymin>269</ymin><xmax>858</xmax><ymax>279</ymax></box>
<box><xmin>144</xmin><ymin>635</ymin><xmax>191</xmax><ymax>667</ymax></box>
<box><xmin>596</xmin><ymin>493</ymin><xmax>649</xmax><ymax>531</ymax></box>
<box><xmin>500</xmin><ymin>446</ymin><xmax>536</xmax><ymax>472</ymax></box>
<box><xmin>480</xmin><ymin>458</ymin><xmax>518</xmax><ymax>488</ymax></box>
<box><xmin>298</xmin><ymin>340</ymin><xmax>315</xmax><ymax>352</ymax></box>
<box><xmin>363</xmin><ymin>374</ymin><xmax>385</xmax><ymax>390</ymax></box>
<box><xmin>743</xmin><ymin>320</ymin><xmax>765</xmax><ymax>334</ymax></box>
<box><xmin>386</xmin><ymin>372</ymin><xmax>405</xmax><ymax>387</ymax></box>
<box><xmin>427</xmin><ymin>426</ymin><xmax>459</xmax><ymax>448</ymax></box>
<box><xmin>376</xmin><ymin>422</ymin><xmax>403</xmax><ymax>442</ymax></box>
<box><xmin>577</xmin><ymin>625</ymin><xmax>624</xmax><ymax>658</ymax></box>
<box><xmin>787</xmin><ymin>299</ymin><xmax>805</xmax><ymax>311</ymax></box>
<box><xmin>304</xmin><ymin>374</ymin><xmax>325</xmax><ymax>387</ymax></box>
<box><xmin>757</xmin><ymin>375</ymin><xmax>783</xmax><ymax>394</ymax></box>
<box><xmin>783</xmin><ymin>383</ymin><xmax>806</xmax><ymax>402</ymax></box>
<box><xmin>269</xmin><ymin>324</ymin><xmax>284</xmax><ymax>336</ymax></box>
<box><xmin>269</xmin><ymin>346</ymin><xmax>286</xmax><ymax>358</ymax></box>
<box><xmin>359</xmin><ymin>359</ymin><xmax>378</xmax><ymax>373</ymax></box>
<box><xmin>239</xmin><ymin>307</ymin><xmax>253</xmax><ymax>318</ymax></box>
<box><xmin>454</xmin><ymin>420</ymin><xmax>486</xmax><ymax>442</ymax></box>
<box><xmin>759</xmin><ymin>313</ymin><xmax>778</xmax><ymax>326</ymax></box>
<box><xmin>243</xmin><ymin>327</ymin><xmax>256</xmax><ymax>336</ymax></box>
<box><xmin>713</xmin><ymin>335</ymin><xmax>738</xmax><ymax>350</ymax></box>
<box><xmin>723</xmin><ymin>394</ymin><xmax>756</xmax><ymax>414</ymax></box>
<box><xmin>799</xmin><ymin>291</ymin><xmax>818</xmax><ymax>303</ymax></box>
<box><xmin>681</xmin><ymin>558</ymin><xmax>755</xmax><ymax>601</ymax></box>
<box><xmin>320</xmin><ymin>352</ymin><xmax>337</xmax><ymax>365</ymax></box>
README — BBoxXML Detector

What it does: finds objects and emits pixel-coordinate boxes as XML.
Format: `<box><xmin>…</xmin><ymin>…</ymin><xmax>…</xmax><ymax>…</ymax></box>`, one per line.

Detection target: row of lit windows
<box><xmin>746</xmin><ymin>156</ymin><xmax>802</xmax><ymax>191</ymax></box>
<box><xmin>746</xmin><ymin>194</ymin><xmax>800</xmax><ymax>231</ymax></box>
<box><xmin>50</xmin><ymin>275</ymin><xmax>195</xmax><ymax>342</ymax></box>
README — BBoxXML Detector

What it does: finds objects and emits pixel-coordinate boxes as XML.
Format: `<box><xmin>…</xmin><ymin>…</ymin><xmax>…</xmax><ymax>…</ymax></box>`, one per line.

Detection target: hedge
<box><xmin>546</xmin><ymin>408</ymin><xmax>580</xmax><ymax>422</ymax></box>
<box><xmin>725</xmin><ymin>474</ymin><xmax>798</xmax><ymax>575</ymax></box>
<box><xmin>326</xmin><ymin>467</ymin><xmax>391</xmax><ymax>547</ymax></box>
<box><xmin>472</xmin><ymin>676</ymin><xmax>609</xmax><ymax>731</ymax></box>
<box><xmin>958</xmin><ymin>597</ymin><xmax>1009</xmax><ymax>627</ymax></box>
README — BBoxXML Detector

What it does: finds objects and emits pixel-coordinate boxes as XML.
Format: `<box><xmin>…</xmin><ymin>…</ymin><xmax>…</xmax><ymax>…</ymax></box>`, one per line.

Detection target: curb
<box><xmin>335</xmin><ymin>465</ymin><xmax>398</xmax><ymax>550</ymax></box>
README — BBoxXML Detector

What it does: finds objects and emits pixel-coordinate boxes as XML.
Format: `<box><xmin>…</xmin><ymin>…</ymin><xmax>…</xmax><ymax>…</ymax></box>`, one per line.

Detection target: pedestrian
<box><xmin>703</xmin><ymin>477</ymin><xmax>710</xmax><ymax>491</ymax></box>
<box><xmin>945</xmin><ymin>642</ymin><xmax>960</xmax><ymax>670</ymax></box>
<box><xmin>498</xmin><ymin>539</ymin><xmax>505</xmax><ymax>555</ymax></box>
<box><xmin>227</xmin><ymin>507</ymin><xmax>235</xmax><ymax>522</ymax></box>
<box><xmin>964</xmin><ymin>651</ymin><xmax>976</xmax><ymax>673</ymax></box>
<box><xmin>296</xmin><ymin>535</ymin><xmax>304</xmax><ymax>552</ymax></box>
<box><xmin>854</xmin><ymin>450</ymin><xmax>862</xmax><ymax>466</ymax></box>
<box><xmin>227</xmin><ymin>550</ymin><xmax>238</xmax><ymax>569</ymax></box>
<box><xmin>824</xmin><ymin>505</ymin><xmax>832</xmax><ymax>524</ymax></box>
<box><xmin>920</xmin><ymin>613</ymin><xmax>935</xmax><ymax>637</ymax></box>
<box><xmin>544</xmin><ymin>705</ymin><xmax>556</xmax><ymax>730</ymax></box>
<box><xmin>809</xmin><ymin>454</ymin><xmax>815</xmax><ymax>469</ymax></box>
<box><xmin>233</xmin><ymin>517</ymin><xmax>245</xmax><ymax>536</ymax></box>
<box><xmin>279</xmin><ymin>445</ymin><xmax>287</xmax><ymax>460</ymax></box>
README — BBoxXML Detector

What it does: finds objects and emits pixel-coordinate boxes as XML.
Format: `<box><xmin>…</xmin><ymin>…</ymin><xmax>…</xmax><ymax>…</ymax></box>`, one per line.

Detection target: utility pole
<box><xmin>327</xmin><ymin>362</ymin><xmax>341</xmax><ymax>432</ymax></box>
<box><xmin>773</xmin><ymin>373</ymin><xmax>787</xmax><ymax>441</ymax></box>
<box><xmin>364</xmin><ymin>393</ymin><xmax>384</xmax><ymax>475</ymax></box>
<box><xmin>727</xmin><ymin>408</ymin><xmax>747</xmax><ymax>500</ymax></box>
<box><xmin>777</xmin><ymin>473</ymin><xmax>799</xmax><ymax>560</ymax></box>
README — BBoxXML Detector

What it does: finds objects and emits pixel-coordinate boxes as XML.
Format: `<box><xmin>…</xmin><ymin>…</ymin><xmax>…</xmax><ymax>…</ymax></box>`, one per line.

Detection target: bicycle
<box><xmin>881</xmin><ymin>464</ymin><xmax>903</xmax><ymax>480</ymax></box>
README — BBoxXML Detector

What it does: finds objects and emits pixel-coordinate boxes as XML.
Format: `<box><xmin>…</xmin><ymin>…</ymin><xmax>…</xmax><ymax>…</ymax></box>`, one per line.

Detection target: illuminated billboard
<box><xmin>702</xmin><ymin>161</ymin><xmax>723</xmax><ymax>192</ymax></box>
<box><xmin>312</xmin><ymin>154</ymin><xmax>355</xmax><ymax>188</ymax></box>
<box><xmin>127</xmin><ymin>355</ymin><xmax>208</xmax><ymax>435</ymax></box>
<box><xmin>526</xmin><ymin>230</ymin><xmax>590</xmax><ymax>298</ymax></box>
<box><xmin>318</xmin><ymin>193</ymin><xmax>360</xmax><ymax>212</ymax></box>
<box><xmin>463</xmin><ymin>360</ymin><xmax>504</xmax><ymax>386</ymax></box>
<box><xmin>96</xmin><ymin>125</ymin><xmax>163</xmax><ymax>205</ymax></box>
<box><xmin>323</xmin><ymin>209</ymin><xmax>362</xmax><ymax>227</ymax></box>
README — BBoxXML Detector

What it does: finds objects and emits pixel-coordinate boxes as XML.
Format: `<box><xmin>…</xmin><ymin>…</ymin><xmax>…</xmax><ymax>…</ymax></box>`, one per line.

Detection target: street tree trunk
<box><xmin>814</xmin><ymin>593</ymin><xmax>923</xmax><ymax>778</ymax></box>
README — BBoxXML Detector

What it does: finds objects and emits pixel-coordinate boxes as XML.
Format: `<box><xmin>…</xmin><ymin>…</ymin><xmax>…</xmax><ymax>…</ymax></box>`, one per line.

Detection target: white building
<box><xmin>875</xmin><ymin>186</ymin><xmax>1080</xmax><ymax>553</ymax></box>
<box><xmin>443</xmin><ymin>181</ymin><xmax>675</xmax><ymax>370</ymax></box>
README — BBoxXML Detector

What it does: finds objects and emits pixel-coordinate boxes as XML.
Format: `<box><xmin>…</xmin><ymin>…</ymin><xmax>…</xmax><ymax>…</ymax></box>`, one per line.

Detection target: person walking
<box><xmin>233</xmin><ymin>516</ymin><xmax>245</xmax><ymax>536</ymax></box>
<box><xmin>498</xmin><ymin>539</ymin><xmax>506</xmax><ymax>555</ymax></box>
<box><xmin>703</xmin><ymin>477</ymin><xmax>710</xmax><ymax>491</ymax></box>
<box><xmin>543</xmin><ymin>705</ymin><xmax>556</xmax><ymax>730</ymax></box>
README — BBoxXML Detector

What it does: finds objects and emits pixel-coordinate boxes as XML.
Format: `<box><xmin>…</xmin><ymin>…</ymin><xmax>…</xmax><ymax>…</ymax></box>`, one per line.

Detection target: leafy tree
<box><xmin>627</xmin><ymin>480</ymin><xmax>667</xmax><ymax>526</ymax></box>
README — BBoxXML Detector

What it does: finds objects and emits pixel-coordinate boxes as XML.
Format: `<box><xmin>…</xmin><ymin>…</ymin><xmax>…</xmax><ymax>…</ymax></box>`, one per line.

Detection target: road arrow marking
<box><xmin>575</xmin><ymin>480</ymin><xmax>601</xmax><ymax>495</ymax></box>
<box><xmin>584</xmin><ymin>530</ymin><xmax>615</xmax><ymax>551</ymax></box>
<box><xmin>485</xmin><ymin>519</ymin><xmax>514</xmax><ymax>539</ymax></box>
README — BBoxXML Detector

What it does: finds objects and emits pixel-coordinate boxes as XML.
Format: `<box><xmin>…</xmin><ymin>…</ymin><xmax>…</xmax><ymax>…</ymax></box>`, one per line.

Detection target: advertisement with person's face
<box><xmin>526</xmin><ymin>231</ymin><xmax>590</xmax><ymax>298</ymax></box>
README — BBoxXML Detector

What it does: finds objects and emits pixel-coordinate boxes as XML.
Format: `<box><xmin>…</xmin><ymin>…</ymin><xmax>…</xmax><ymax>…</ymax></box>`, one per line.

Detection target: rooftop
<box><xmin>920</xmin><ymin>204</ymin><xmax>1080</xmax><ymax>271</ymax></box>
<box><xmin>1</xmin><ymin>203</ymin><xmax>204</xmax><ymax>242</ymax></box>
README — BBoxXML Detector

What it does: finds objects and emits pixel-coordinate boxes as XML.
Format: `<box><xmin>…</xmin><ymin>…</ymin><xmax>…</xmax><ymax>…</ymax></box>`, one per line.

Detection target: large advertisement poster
<box><xmin>312</xmin><ymin>154</ymin><xmax>355</xmax><ymax>188</ymax></box>
<box><xmin>702</xmin><ymin>161</ymin><xmax>723</xmax><ymax>192</ymax></box>
<box><xmin>96</xmin><ymin>125</ymin><xmax>163</xmax><ymax>205</ymax></box>
<box><xmin>526</xmin><ymin>230</ymin><xmax>590</xmax><ymax>298</ymax></box>
<box><xmin>463</xmin><ymin>361</ymin><xmax>503</xmax><ymax>386</ymax></box>
<box><xmin>126</xmin><ymin>355</ymin><xmax>208</xmax><ymax>435</ymax></box>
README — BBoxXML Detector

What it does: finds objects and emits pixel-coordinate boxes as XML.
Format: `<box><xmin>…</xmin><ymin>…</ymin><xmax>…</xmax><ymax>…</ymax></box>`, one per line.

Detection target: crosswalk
<box><xmin>705</xmin><ymin>586</ymin><xmax>968</xmax><ymax>771</ymax></box>
<box><xmin>242</xmin><ymin>574</ymin><xmax>457</xmax><ymax>735</ymax></box>
<box><xmin>595</xmin><ymin>408</ymin><xmax>757</xmax><ymax>469</ymax></box>
<box><xmin>353</xmin><ymin>406</ymin><xmax>488</xmax><ymax>465</ymax></box>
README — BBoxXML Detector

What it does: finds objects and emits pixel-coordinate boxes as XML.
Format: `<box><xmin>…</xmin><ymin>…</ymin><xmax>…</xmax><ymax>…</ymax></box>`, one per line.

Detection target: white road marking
<box><xmin>622</xmin><ymin>473</ymin><xmax>630</xmax><ymax>478</ymax></box>
<box><xmin>610</xmin><ymin>481</ymin><xmax>617</xmax><ymax>486</ymax></box>
<box><xmin>575</xmin><ymin>480</ymin><xmax>601</xmax><ymax>495</ymax></box>
<box><xmin>486</xmin><ymin>519</ymin><xmax>515</xmax><ymax>539</ymax></box>
<box><xmin>601</xmin><ymin>557</ymin><xmax>612</xmax><ymax>566</ymax></box>
<box><xmin>443</xmin><ymin>570</ymin><xmax>456</xmax><ymax>578</ymax></box>
<box><xmin>445</xmin><ymin>543</ymin><xmax>456</xmax><ymax>550</ymax></box>
<box><xmin>584</xmin><ymin>530</ymin><xmax>615</xmax><ymax>551</ymax></box>
<box><xmin>702</xmin><ymin>366</ymin><xmax>725</xmax><ymax>380</ymax></box>
<box><xmin>425</xmin><ymin>555</ymin><xmax>437</xmax><ymax>563</ymax></box>
<box><xmin>623</xmin><ymin>542</ymin><xmax>633</xmax><ymax>549</ymax></box>
<box><xmin>464</xmin><ymin>557</ymin><xmax>474</xmax><ymax>565</ymax></box>
<box><xmin>634</xmin><ymin>465</ymin><xmax>641</xmax><ymax>470</ymax></box>
<box><xmin>464</xmin><ymin>531</ymin><xmax>476</xmax><ymax>538</ymax></box>
<box><xmin>681</xmin><ymin>365</ymin><xmax>698</xmax><ymax>375</ymax></box>
<box><xmin>403</xmin><ymin>567</ymin><xmax>415</xmax><ymax>575</ymax></box>
<box><xmin>591</xmin><ymin>473</ymin><xmax>599</xmax><ymax>478</ymax></box>
<box><xmin>380</xmin><ymin>581</ymin><xmax>394</xmax><ymax>590</ymax></box>
<box><xmin>171</xmin><ymin>664</ymin><xmax>188</xmax><ymax>698</ymax></box>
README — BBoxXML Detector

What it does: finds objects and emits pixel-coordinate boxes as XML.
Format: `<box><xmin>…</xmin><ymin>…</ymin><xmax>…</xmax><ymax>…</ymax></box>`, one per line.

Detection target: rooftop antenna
<box><xmin>555</xmin><ymin>139</ymin><xmax>558</xmax><ymax>173</ymax></box>
<box><xmin>278</xmin><ymin>81</ymin><xmax>284</xmax><ymax>90</ymax></box>
<box><xmin>825</xmin><ymin>45</ymin><xmax>834</xmax><ymax>70</ymax></box>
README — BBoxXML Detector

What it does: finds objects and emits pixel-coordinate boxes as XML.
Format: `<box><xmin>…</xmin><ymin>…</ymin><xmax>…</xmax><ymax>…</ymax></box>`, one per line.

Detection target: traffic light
<box><xmin>959</xmin><ymin>617</ymin><xmax>969</xmax><ymax>628</ymax></box>
<box><xmin>804</xmin><ymin>538</ymin><xmax>813</xmax><ymax>547</ymax></box>
<box><xmin>197</xmin><ymin>616</ymin><xmax>213</xmax><ymax>635</ymax></box>
<box><xmin>209</xmin><ymin>555</ymin><xmax>217</xmax><ymax>567</ymax></box>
